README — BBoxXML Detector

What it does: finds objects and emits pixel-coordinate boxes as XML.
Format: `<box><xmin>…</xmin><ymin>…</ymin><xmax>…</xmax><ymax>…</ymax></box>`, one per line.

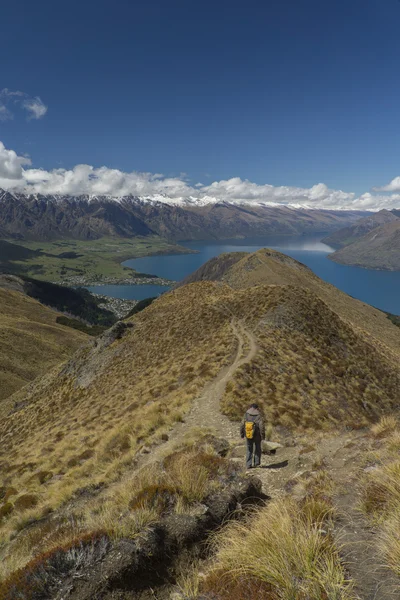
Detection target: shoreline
<box><xmin>54</xmin><ymin>275</ymin><xmax>175</xmax><ymax>287</ymax></box>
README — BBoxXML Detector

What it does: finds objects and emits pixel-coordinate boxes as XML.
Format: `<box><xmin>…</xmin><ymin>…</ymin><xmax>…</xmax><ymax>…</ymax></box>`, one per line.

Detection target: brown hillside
<box><xmin>1</xmin><ymin>268</ymin><xmax>400</xmax><ymax>587</ymax></box>
<box><xmin>180</xmin><ymin>247</ymin><xmax>400</xmax><ymax>356</ymax></box>
<box><xmin>322</xmin><ymin>208</ymin><xmax>399</xmax><ymax>248</ymax></box>
<box><xmin>329</xmin><ymin>219</ymin><xmax>400</xmax><ymax>271</ymax></box>
<box><xmin>1</xmin><ymin>280</ymin><xmax>399</xmax><ymax>524</ymax></box>
<box><xmin>0</xmin><ymin>288</ymin><xmax>87</xmax><ymax>402</ymax></box>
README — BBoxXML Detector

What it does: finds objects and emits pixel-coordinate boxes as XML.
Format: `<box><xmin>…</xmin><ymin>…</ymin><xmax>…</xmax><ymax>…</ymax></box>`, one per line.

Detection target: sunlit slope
<box><xmin>0</xmin><ymin>288</ymin><xmax>87</xmax><ymax>402</ymax></box>
<box><xmin>1</xmin><ymin>279</ymin><xmax>399</xmax><ymax>520</ymax></box>
<box><xmin>180</xmin><ymin>247</ymin><xmax>400</xmax><ymax>356</ymax></box>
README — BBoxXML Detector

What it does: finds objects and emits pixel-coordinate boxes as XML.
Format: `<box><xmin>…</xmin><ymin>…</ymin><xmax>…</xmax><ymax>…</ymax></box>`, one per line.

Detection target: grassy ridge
<box><xmin>0</xmin><ymin>249</ymin><xmax>399</xmax><ymax>594</ymax></box>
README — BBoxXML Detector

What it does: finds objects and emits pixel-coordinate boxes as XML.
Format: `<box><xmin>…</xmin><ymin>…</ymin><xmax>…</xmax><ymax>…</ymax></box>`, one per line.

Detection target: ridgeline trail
<box><xmin>130</xmin><ymin>319</ymin><xmax>399</xmax><ymax>599</ymax></box>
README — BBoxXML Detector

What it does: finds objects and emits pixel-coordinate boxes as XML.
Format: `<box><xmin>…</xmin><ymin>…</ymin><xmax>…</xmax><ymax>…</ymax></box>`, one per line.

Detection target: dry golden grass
<box><xmin>0</xmin><ymin>288</ymin><xmax>87</xmax><ymax>403</ymax></box>
<box><xmin>203</xmin><ymin>498</ymin><xmax>355</xmax><ymax>600</ymax></box>
<box><xmin>209</xmin><ymin>248</ymin><xmax>400</xmax><ymax>356</ymax></box>
<box><xmin>0</xmin><ymin>264</ymin><xmax>399</xmax><ymax>587</ymax></box>
<box><xmin>378</xmin><ymin>510</ymin><xmax>400</xmax><ymax>578</ymax></box>
<box><xmin>0</xmin><ymin>436</ymin><xmax>235</xmax><ymax>583</ymax></box>
<box><xmin>371</xmin><ymin>415</ymin><xmax>399</xmax><ymax>439</ymax></box>
<box><xmin>359</xmin><ymin>417</ymin><xmax>400</xmax><ymax>579</ymax></box>
<box><xmin>0</xmin><ymin>283</ymin><xmax>236</xmax><ymax>539</ymax></box>
<box><xmin>221</xmin><ymin>285</ymin><xmax>400</xmax><ymax>430</ymax></box>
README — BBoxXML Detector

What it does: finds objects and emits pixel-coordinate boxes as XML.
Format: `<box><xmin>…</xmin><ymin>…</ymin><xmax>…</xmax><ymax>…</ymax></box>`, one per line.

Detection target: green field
<box><xmin>2</xmin><ymin>236</ymin><xmax>188</xmax><ymax>284</ymax></box>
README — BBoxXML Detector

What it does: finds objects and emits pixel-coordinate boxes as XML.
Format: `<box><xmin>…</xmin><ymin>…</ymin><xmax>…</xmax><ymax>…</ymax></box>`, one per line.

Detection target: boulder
<box><xmin>262</xmin><ymin>441</ymin><xmax>282</xmax><ymax>455</ymax></box>
<box><xmin>194</xmin><ymin>434</ymin><xmax>230</xmax><ymax>457</ymax></box>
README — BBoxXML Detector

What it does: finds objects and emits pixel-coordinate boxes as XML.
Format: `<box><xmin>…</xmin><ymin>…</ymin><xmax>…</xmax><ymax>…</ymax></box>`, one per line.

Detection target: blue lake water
<box><xmin>88</xmin><ymin>235</ymin><xmax>400</xmax><ymax>315</ymax></box>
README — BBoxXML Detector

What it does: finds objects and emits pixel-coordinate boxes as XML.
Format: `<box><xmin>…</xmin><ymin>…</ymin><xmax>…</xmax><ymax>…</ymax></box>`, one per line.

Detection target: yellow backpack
<box><xmin>245</xmin><ymin>421</ymin><xmax>256</xmax><ymax>440</ymax></box>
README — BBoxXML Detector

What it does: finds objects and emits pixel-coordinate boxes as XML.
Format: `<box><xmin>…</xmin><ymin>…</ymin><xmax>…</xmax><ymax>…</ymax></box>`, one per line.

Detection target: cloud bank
<box><xmin>373</xmin><ymin>176</ymin><xmax>400</xmax><ymax>193</ymax></box>
<box><xmin>0</xmin><ymin>140</ymin><xmax>399</xmax><ymax>211</ymax></box>
<box><xmin>0</xmin><ymin>89</ymin><xmax>48</xmax><ymax>121</ymax></box>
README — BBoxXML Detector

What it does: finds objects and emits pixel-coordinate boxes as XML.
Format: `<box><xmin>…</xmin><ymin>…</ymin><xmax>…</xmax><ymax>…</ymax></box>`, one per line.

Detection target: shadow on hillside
<box><xmin>259</xmin><ymin>460</ymin><xmax>289</xmax><ymax>470</ymax></box>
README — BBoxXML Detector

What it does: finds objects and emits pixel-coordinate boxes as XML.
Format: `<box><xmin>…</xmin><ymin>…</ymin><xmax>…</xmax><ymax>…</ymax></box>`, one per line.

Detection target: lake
<box><xmin>88</xmin><ymin>235</ymin><xmax>400</xmax><ymax>315</ymax></box>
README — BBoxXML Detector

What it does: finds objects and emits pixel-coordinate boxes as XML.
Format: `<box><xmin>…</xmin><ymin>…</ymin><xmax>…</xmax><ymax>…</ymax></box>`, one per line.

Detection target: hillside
<box><xmin>178</xmin><ymin>248</ymin><xmax>400</xmax><ymax>355</ymax></box>
<box><xmin>1</xmin><ymin>252</ymin><xmax>400</xmax><ymax>593</ymax></box>
<box><xmin>329</xmin><ymin>219</ymin><xmax>400</xmax><ymax>271</ymax></box>
<box><xmin>0</xmin><ymin>287</ymin><xmax>87</xmax><ymax>402</ymax></box>
<box><xmin>322</xmin><ymin>208</ymin><xmax>399</xmax><ymax>249</ymax></box>
<box><xmin>0</xmin><ymin>273</ymin><xmax>115</xmax><ymax>326</ymax></box>
<box><xmin>0</xmin><ymin>189</ymin><xmax>367</xmax><ymax>242</ymax></box>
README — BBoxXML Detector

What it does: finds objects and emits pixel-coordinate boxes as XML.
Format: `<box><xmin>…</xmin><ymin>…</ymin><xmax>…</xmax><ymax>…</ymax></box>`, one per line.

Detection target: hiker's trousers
<box><xmin>246</xmin><ymin>437</ymin><xmax>261</xmax><ymax>468</ymax></box>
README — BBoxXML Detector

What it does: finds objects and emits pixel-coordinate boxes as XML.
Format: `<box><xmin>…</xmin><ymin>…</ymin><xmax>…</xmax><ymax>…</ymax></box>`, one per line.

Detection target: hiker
<box><xmin>240</xmin><ymin>403</ymin><xmax>265</xmax><ymax>469</ymax></box>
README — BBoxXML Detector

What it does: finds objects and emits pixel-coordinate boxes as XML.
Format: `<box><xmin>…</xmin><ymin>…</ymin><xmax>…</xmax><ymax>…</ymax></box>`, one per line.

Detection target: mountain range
<box><xmin>323</xmin><ymin>209</ymin><xmax>400</xmax><ymax>270</ymax></box>
<box><xmin>0</xmin><ymin>189</ymin><xmax>368</xmax><ymax>241</ymax></box>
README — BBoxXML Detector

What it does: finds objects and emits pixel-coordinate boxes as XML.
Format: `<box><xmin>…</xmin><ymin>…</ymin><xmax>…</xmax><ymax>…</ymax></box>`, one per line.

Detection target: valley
<box><xmin>0</xmin><ymin>237</ymin><xmax>186</xmax><ymax>285</ymax></box>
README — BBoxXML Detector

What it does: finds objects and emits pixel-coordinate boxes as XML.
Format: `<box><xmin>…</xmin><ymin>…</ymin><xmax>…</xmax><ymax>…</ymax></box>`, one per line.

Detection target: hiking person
<box><xmin>240</xmin><ymin>403</ymin><xmax>265</xmax><ymax>469</ymax></box>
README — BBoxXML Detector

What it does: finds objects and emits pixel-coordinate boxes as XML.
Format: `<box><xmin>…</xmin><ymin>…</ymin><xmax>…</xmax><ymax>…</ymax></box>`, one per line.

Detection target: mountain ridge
<box><xmin>322</xmin><ymin>208</ymin><xmax>399</xmax><ymax>249</ymax></box>
<box><xmin>1</xmin><ymin>249</ymin><xmax>400</xmax><ymax>594</ymax></box>
<box><xmin>0</xmin><ymin>188</ymin><xmax>368</xmax><ymax>241</ymax></box>
<box><xmin>329</xmin><ymin>218</ymin><xmax>400</xmax><ymax>271</ymax></box>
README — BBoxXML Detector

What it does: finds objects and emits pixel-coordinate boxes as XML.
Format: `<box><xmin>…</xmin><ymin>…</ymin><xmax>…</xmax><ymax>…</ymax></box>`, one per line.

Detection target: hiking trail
<box><xmin>135</xmin><ymin>318</ymin><xmax>399</xmax><ymax>599</ymax></box>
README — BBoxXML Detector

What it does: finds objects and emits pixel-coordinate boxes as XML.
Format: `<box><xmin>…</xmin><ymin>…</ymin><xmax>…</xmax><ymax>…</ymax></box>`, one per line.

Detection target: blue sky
<box><xmin>1</xmin><ymin>0</ymin><xmax>400</xmax><ymax>209</ymax></box>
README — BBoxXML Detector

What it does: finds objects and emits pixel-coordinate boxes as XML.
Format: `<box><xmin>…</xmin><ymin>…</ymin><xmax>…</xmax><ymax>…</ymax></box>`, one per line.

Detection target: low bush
<box><xmin>0</xmin><ymin>533</ymin><xmax>109</xmax><ymax>600</ymax></box>
<box><xmin>13</xmin><ymin>495</ymin><xmax>39</xmax><ymax>512</ymax></box>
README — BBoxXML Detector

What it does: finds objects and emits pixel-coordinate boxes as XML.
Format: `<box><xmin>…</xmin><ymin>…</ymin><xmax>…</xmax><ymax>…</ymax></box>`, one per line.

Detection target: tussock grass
<box><xmin>174</xmin><ymin>558</ymin><xmax>202</xmax><ymax>599</ymax></box>
<box><xmin>371</xmin><ymin>415</ymin><xmax>399</xmax><ymax>439</ymax></box>
<box><xmin>1</xmin><ymin>277</ymin><xmax>400</xmax><ymax>587</ymax></box>
<box><xmin>0</xmin><ymin>442</ymin><xmax>233</xmax><ymax>582</ymax></box>
<box><xmin>221</xmin><ymin>286</ymin><xmax>400</xmax><ymax>430</ymax></box>
<box><xmin>360</xmin><ymin>418</ymin><xmax>400</xmax><ymax>580</ymax></box>
<box><xmin>378</xmin><ymin>510</ymin><xmax>400</xmax><ymax>578</ymax></box>
<box><xmin>0</xmin><ymin>284</ymin><xmax>236</xmax><ymax>556</ymax></box>
<box><xmin>204</xmin><ymin>498</ymin><xmax>354</xmax><ymax>600</ymax></box>
<box><xmin>0</xmin><ymin>288</ymin><xmax>86</xmax><ymax>402</ymax></box>
<box><xmin>361</xmin><ymin>461</ymin><xmax>400</xmax><ymax>517</ymax></box>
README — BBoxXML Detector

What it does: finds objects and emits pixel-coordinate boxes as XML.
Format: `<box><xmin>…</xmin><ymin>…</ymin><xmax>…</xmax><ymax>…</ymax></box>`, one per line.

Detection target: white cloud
<box><xmin>22</xmin><ymin>98</ymin><xmax>48</xmax><ymax>120</ymax></box>
<box><xmin>0</xmin><ymin>141</ymin><xmax>31</xmax><ymax>188</ymax></box>
<box><xmin>0</xmin><ymin>104</ymin><xmax>13</xmax><ymax>122</ymax></box>
<box><xmin>0</xmin><ymin>140</ymin><xmax>399</xmax><ymax>211</ymax></box>
<box><xmin>0</xmin><ymin>89</ymin><xmax>48</xmax><ymax>121</ymax></box>
<box><xmin>373</xmin><ymin>176</ymin><xmax>400</xmax><ymax>193</ymax></box>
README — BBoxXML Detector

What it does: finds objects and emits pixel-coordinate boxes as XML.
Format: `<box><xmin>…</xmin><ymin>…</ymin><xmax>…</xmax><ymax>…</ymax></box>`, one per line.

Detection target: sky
<box><xmin>1</xmin><ymin>0</ymin><xmax>400</xmax><ymax>209</ymax></box>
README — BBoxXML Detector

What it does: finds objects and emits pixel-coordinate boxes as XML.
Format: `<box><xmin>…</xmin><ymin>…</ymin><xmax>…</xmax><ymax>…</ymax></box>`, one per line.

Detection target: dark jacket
<box><xmin>240</xmin><ymin>407</ymin><xmax>265</xmax><ymax>440</ymax></box>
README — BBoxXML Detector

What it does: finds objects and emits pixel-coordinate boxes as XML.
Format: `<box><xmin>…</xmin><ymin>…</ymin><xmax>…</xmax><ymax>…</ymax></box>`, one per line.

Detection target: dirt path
<box><xmin>134</xmin><ymin>319</ymin><xmax>399</xmax><ymax>598</ymax></box>
<box><xmin>327</xmin><ymin>437</ymin><xmax>399</xmax><ymax>600</ymax></box>
<box><xmin>138</xmin><ymin>318</ymin><xmax>258</xmax><ymax>468</ymax></box>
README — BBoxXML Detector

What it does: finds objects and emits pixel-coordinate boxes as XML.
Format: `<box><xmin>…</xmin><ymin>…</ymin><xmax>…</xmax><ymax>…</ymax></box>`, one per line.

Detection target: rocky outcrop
<box><xmin>1</xmin><ymin>476</ymin><xmax>264</xmax><ymax>600</ymax></box>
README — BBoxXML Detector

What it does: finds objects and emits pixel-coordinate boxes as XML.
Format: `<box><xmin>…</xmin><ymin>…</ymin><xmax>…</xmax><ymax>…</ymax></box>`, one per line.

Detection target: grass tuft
<box><xmin>204</xmin><ymin>498</ymin><xmax>354</xmax><ymax>600</ymax></box>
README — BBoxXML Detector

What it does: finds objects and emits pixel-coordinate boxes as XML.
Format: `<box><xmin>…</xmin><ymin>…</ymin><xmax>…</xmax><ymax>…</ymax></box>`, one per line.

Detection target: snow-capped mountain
<box><xmin>0</xmin><ymin>189</ymin><xmax>368</xmax><ymax>242</ymax></box>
